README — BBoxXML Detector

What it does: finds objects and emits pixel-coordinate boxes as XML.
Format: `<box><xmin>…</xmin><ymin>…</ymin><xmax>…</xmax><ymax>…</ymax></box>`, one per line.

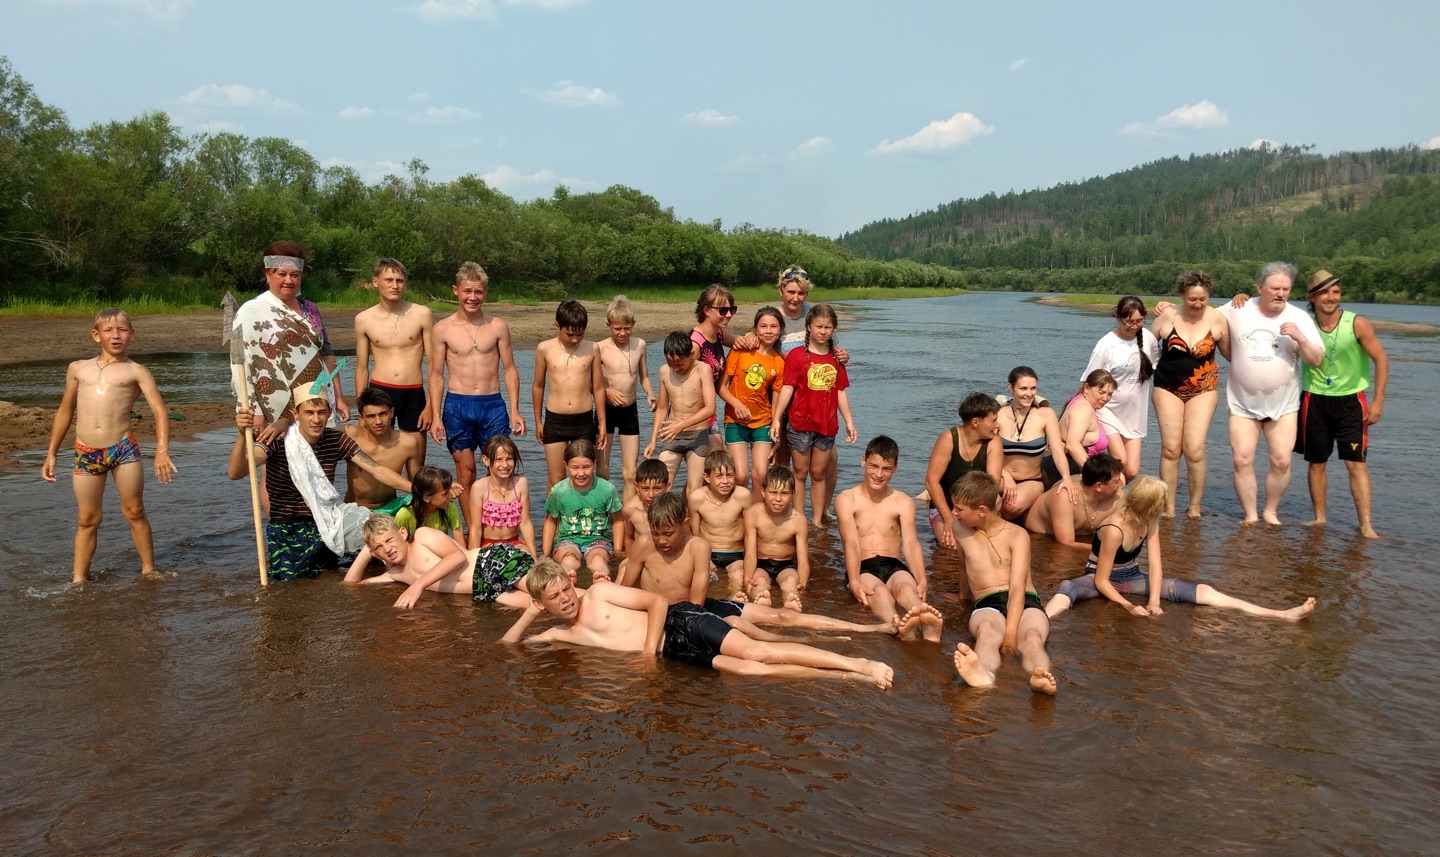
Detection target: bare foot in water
<box><xmin>857</xmin><ymin>659</ymin><xmax>894</xmax><ymax>690</ymax></box>
<box><xmin>1029</xmin><ymin>667</ymin><xmax>1057</xmax><ymax>695</ymax></box>
<box><xmin>1187</xmin><ymin>506</ymin><xmax>1203</xmax><ymax>519</ymax></box>
<box><xmin>1262</xmin><ymin>513</ymin><xmax>1283</xmax><ymax>525</ymax></box>
<box><xmin>783</xmin><ymin>591</ymin><xmax>803</xmax><ymax>612</ymax></box>
<box><xmin>1359</xmin><ymin>526</ymin><xmax>1380</xmax><ymax>539</ymax></box>
<box><xmin>952</xmin><ymin>643</ymin><xmax>995</xmax><ymax>688</ymax></box>
<box><xmin>750</xmin><ymin>588</ymin><xmax>772</xmax><ymax>607</ymax></box>
<box><xmin>1241</xmin><ymin>515</ymin><xmax>1259</xmax><ymax>525</ymax></box>
<box><xmin>898</xmin><ymin>604</ymin><xmax>944</xmax><ymax>643</ymax></box>
<box><xmin>1281</xmin><ymin>597</ymin><xmax>1317</xmax><ymax>621</ymax></box>
<box><xmin>1303</xmin><ymin>517</ymin><xmax>1326</xmax><ymax>528</ymax></box>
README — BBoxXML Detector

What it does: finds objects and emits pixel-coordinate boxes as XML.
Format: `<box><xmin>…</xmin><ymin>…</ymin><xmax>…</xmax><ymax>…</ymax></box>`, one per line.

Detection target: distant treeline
<box><xmin>840</xmin><ymin>146</ymin><xmax>1440</xmax><ymax>303</ymax></box>
<box><xmin>0</xmin><ymin>58</ymin><xmax>962</xmax><ymax>305</ymax></box>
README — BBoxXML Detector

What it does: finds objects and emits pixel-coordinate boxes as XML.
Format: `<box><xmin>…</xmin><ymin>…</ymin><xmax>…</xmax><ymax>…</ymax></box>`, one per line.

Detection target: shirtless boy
<box><xmin>628</xmin><ymin>493</ymin><xmax>895</xmax><ymax>636</ymax></box>
<box><xmin>949</xmin><ymin>472</ymin><xmax>1057</xmax><ymax>695</ymax></box>
<box><xmin>835</xmin><ymin>436</ymin><xmax>943</xmax><ymax>643</ymax></box>
<box><xmin>596</xmin><ymin>295</ymin><xmax>654</xmax><ymax>502</ymax></box>
<box><xmin>344</xmin><ymin>387</ymin><xmax>424</xmax><ymax>515</ymax></box>
<box><xmin>742</xmin><ymin>465</ymin><xmax>810</xmax><ymax>611</ymax></box>
<box><xmin>353</xmin><ymin>258</ymin><xmax>435</xmax><ymax>450</ymax></box>
<box><xmin>43</xmin><ymin>308</ymin><xmax>177</xmax><ymax>584</ymax></box>
<box><xmin>616</xmin><ymin>458</ymin><xmax>671</xmax><ymax>585</ymax></box>
<box><xmin>429</xmin><ymin>262</ymin><xmax>526</xmax><ymax>521</ymax></box>
<box><xmin>533</xmin><ymin>299</ymin><xmax>606</xmax><ymax>489</ymax></box>
<box><xmin>688</xmin><ymin>450</ymin><xmax>752</xmax><ymax>600</ymax></box>
<box><xmin>1025</xmin><ymin>455</ymin><xmax>1126</xmax><ymax>549</ymax></box>
<box><xmin>346</xmin><ymin>513</ymin><xmax>531</xmax><ymax>610</ymax></box>
<box><xmin>502</xmin><ymin>559</ymin><xmax>895</xmax><ymax>688</ymax></box>
<box><xmin>645</xmin><ymin>331</ymin><xmax>715</xmax><ymax>493</ymax></box>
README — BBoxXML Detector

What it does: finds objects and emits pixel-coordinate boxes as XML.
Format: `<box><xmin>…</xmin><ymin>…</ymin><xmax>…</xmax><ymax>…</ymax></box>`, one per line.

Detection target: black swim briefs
<box><xmin>859</xmin><ymin>555</ymin><xmax>911</xmax><ymax>585</ymax></box>
<box><xmin>662</xmin><ymin>601</ymin><xmax>733</xmax><ymax>668</ymax></box>
<box><xmin>972</xmin><ymin>590</ymin><xmax>1044</xmax><ymax>617</ymax></box>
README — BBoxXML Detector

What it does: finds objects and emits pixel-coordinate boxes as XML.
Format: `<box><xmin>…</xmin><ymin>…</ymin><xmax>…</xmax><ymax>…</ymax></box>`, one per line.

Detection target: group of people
<box><xmin>44</xmin><ymin>247</ymin><xmax>1380</xmax><ymax>693</ymax></box>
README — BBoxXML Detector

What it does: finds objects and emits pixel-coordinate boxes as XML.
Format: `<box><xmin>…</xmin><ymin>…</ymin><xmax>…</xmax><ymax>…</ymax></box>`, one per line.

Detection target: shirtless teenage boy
<box><xmin>949</xmin><ymin>472</ymin><xmax>1057</xmax><ymax>695</ymax></box>
<box><xmin>596</xmin><ymin>295</ymin><xmax>655</xmax><ymax>502</ymax></box>
<box><xmin>688</xmin><ymin>450</ymin><xmax>752</xmax><ymax>601</ymax></box>
<box><xmin>742</xmin><ymin>465</ymin><xmax>810</xmax><ymax>611</ymax></box>
<box><xmin>346</xmin><ymin>513</ymin><xmax>531</xmax><ymax>609</ymax></box>
<box><xmin>616</xmin><ymin>458</ymin><xmax>671</xmax><ymax>587</ymax></box>
<box><xmin>645</xmin><ymin>331</ymin><xmax>716</xmax><ymax>494</ymax></box>
<box><xmin>835</xmin><ymin>436</ymin><xmax>943</xmax><ymax>643</ymax></box>
<box><xmin>533</xmin><ymin>299</ymin><xmax>606</xmax><ymax>490</ymax></box>
<box><xmin>345</xmin><ymin>387</ymin><xmax>424</xmax><ymax>514</ymax></box>
<box><xmin>502</xmin><ymin>560</ymin><xmax>894</xmax><ymax>688</ymax></box>
<box><xmin>353</xmin><ymin>258</ymin><xmax>436</xmax><ymax>445</ymax></box>
<box><xmin>1024</xmin><ymin>455</ymin><xmax>1126</xmax><ymax>549</ymax></box>
<box><xmin>429</xmin><ymin>262</ymin><xmax>526</xmax><ymax>524</ymax></box>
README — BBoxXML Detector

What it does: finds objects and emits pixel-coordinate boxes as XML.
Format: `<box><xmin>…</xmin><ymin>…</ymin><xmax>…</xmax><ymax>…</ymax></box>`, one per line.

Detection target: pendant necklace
<box><xmin>1319</xmin><ymin>314</ymin><xmax>1341</xmax><ymax>387</ymax></box>
<box><xmin>95</xmin><ymin>356</ymin><xmax>117</xmax><ymax>395</ymax></box>
<box><xmin>1010</xmin><ymin>402</ymin><xmax>1032</xmax><ymax>440</ymax></box>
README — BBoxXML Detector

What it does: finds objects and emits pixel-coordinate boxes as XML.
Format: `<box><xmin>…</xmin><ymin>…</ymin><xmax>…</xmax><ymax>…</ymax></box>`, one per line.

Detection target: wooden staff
<box><xmin>222</xmin><ymin>292</ymin><xmax>269</xmax><ymax>586</ymax></box>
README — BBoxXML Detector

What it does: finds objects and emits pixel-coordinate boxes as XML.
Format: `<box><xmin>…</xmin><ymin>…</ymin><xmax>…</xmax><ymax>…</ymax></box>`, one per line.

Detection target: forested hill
<box><xmin>838</xmin><ymin>146</ymin><xmax>1440</xmax><ymax>301</ymax></box>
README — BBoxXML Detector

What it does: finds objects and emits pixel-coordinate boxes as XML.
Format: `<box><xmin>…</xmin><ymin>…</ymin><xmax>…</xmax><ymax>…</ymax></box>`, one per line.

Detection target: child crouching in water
<box><xmin>543</xmin><ymin>439</ymin><xmax>624</xmax><ymax>583</ymax></box>
<box><xmin>346</xmin><ymin>513</ymin><xmax>533</xmax><ymax>609</ymax></box>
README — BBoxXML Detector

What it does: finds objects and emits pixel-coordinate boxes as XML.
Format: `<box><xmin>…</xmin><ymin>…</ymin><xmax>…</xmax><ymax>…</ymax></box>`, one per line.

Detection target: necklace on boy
<box><xmin>95</xmin><ymin>356</ymin><xmax>117</xmax><ymax>395</ymax></box>
<box><xmin>1079</xmin><ymin>491</ymin><xmax>1096</xmax><ymax>528</ymax></box>
<box><xmin>461</xmin><ymin>316</ymin><xmax>485</xmax><ymax>354</ymax></box>
<box><xmin>976</xmin><ymin>525</ymin><xmax>1004</xmax><ymax>564</ymax></box>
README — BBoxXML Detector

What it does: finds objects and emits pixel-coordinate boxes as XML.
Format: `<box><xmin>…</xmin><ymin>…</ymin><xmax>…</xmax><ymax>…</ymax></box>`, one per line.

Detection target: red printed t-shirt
<box><xmin>782</xmin><ymin>347</ymin><xmax>849</xmax><ymax>437</ymax></box>
<box><xmin>723</xmin><ymin>349</ymin><xmax>785</xmax><ymax>428</ymax></box>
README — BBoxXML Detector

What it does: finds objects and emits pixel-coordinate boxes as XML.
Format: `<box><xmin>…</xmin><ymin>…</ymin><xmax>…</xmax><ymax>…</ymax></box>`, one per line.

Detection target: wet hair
<box><xmin>864</xmin><ymin>435</ymin><xmax>899</xmax><ymax>463</ymax></box>
<box><xmin>695</xmin><ymin>284</ymin><xmax>736</xmax><ymax>322</ymax></box>
<box><xmin>1007</xmin><ymin>366</ymin><xmax>1037</xmax><ymax>387</ymax></box>
<box><xmin>1123</xmin><ymin>475</ymin><xmax>1167</xmax><ymax>525</ymax></box>
<box><xmin>1176</xmin><ymin>270</ymin><xmax>1212</xmax><ymax>295</ymax></box>
<box><xmin>777</xmin><ymin>264</ymin><xmax>811</xmax><ymax>289</ymax></box>
<box><xmin>263</xmin><ymin>240</ymin><xmax>309</xmax><ymax>263</ymax></box>
<box><xmin>803</xmin><ymin>303</ymin><xmax>839</xmax><ymax>349</ymax></box>
<box><xmin>93</xmin><ymin>307</ymin><xmax>132</xmax><ymax>329</ymax></box>
<box><xmin>1114</xmin><ymin>296</ymin><xmax>1155</xmax><ymax>385</ymax></box>
<box><xmin>703</xmin><ymin>449</ymin><xmax>736</xmax><ymax>476</ymax></box>
<box><xmin>752</xmin><ymin>305</ymin><xmax>785</xmax><ymax>334</ymax></box>
<box><xmin>356</xmin><ymin>386</ymin><xmax>394</xmax><ymax>413</ymax></box>
<box><xmin>483</xmin><ymin>435</ymin><xmax>522</xmax><ymax>470</ymax></box>
<box><xmin>1080</xmin><ymin>454</ymin><xmax>1125</xmax><ymax>486</ymax></box>
<box><xmin>407</xmin><ymin>466</ymin><xmax>455</xmax><ymax>517</ymax></box>
<box><xmin>455</xmin><ymin>260</ymin><xmax>489</xmax><ymax>285</ymax></box>
<box><xmin>1256</xmin><ymin>261</ymin><xmax>1298</xmax><ymax>287</ymax></box>
<box><xmin>950</xmin><ymin>471</ymin><xmax>1000</xmax><ymax>511</ymax></box>
<box><xmin>606</xmin><ymin>294</ymin><xmax>636</xmax><ymax>326</ymax></box>
<box><xmin>374</xmin><ymin>257</ymin><xmax>407</xmax><ymax>277</ymax></box>
<box><xmin>663</xmin><ymin>330</ymin><xmax>693</xmax><ymax>359</ymax></box>
<box><xmin>524</xmin><ymin>557</ymin><xmax>570</xmax><ymax>601</ymax></box>
<box><xmin>959</xmin><ymin>391</ymin><xmax>1000</xmax><ymax>423</ymax></box>
<box><xmin>563</xmin><ymin>438</ymin><xmax>597</xmax><ymax>463</ymax></box>
<box><xmin>763</xmin><ymin>465</ymin><xmax>796</xmax><ymax>492</ymax></box>
<box><xmin>361</xmin><ymin>513</ymin><xmax>401</xmax><ymax>545</ymax></box>
<box><xmin>635</xmin><ymin>458</ymin><xmax>670</xmax><ymax>486</ymax></box>
<box><xmin>646</xmin><ymin>491</ymin><xmax>687</xmax><ymax>530</ymax></box>
<box><xmin>555</xmin><ymin>299</ymin><xmax>588</xmax><ymax>331</ymax></box>
<box><xmin>1083</xmin><ymin>368</ymin><xmax>1117</xmax><ymax>392</ymax></box>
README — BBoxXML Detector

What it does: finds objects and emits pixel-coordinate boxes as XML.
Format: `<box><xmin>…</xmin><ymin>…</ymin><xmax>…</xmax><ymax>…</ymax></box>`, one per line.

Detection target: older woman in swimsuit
<box><xmin>1082</xmin><ymin>296</ymin><xmax>1159</xmax><ymax>482</ymax></box>
<box><xmin>1056</xmin><ymin>369</ymin><xmax>1116</xmax><ymax>477</ymax></box>
<box><xmin>996</xmin><ymin>367</ymin><xmax>1071</xmax><ymax>520</ymax></box>
<box><xmin>1150</xmin><ymin>271</ymin><xmax>1229</xmax><ymax>517</ymax></box>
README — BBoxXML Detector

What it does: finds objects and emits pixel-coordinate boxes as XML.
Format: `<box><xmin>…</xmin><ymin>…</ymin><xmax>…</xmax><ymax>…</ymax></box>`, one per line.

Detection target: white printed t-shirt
<box><xmin>1218</xmin><ymin>301</ymin><xmax>1321</xmax><ymax>420</ymax></box>
<box><xmin>1082</xmin><ymin>329</ymin><xmax>1160</xmax><ymax>439</ymax></box>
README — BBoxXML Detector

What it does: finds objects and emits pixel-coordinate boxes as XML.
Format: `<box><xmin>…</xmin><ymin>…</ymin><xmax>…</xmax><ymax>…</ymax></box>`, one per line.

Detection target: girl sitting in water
<box><xmin>996</xmin><ymin>366</ymin><xmax>1071</xmax><ymax>521</ymax></box>
<box><xmin>1044</xmin><ymin>475</ymin><xmax>1317</xmax><ymax>621</ymax></box>
<box><xmin>467</xmin><ymin>436</ymin><xmax>537</xmax><ymax>558</ymax></box>
<box><xmin>396</xmin><ymin>466</ymin><xmax>465</xmax><ymax>550</ymax></box>
<box><xmin>1051</xmin><ymin>369</ymin><xmax>1116</xmax><ymax>482</ymax></box>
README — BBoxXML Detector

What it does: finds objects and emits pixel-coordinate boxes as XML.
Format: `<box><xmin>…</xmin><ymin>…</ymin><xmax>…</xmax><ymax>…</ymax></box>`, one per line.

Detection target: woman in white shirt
<box><xmin>1082</xmin><ymin>296</ymin><xmax>1159</xmax><ymax>481</ymax></box>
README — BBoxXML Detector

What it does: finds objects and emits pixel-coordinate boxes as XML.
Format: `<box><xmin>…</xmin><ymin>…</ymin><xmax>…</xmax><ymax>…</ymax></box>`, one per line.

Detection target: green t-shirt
<box><xmin>395</xmin><ymin>501</ymin><xmax>462</xmax><ymax>538</ymax></box>
<box><xmin>544</xmin><ymin>478</ymin><xmax>622</xmax><ymax>550</ymax></box>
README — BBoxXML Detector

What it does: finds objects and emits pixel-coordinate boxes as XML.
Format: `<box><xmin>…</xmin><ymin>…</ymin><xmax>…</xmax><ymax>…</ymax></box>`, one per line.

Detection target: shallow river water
<box><xmin>2</xmin><ymin>292</ymin><xmax>1438</xmax><ymax>855</ymax></box>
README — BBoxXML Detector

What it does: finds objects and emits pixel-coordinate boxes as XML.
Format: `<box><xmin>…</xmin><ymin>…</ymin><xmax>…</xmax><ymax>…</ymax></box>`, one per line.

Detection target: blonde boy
<box><xmin>949</xmin><ymin>472</ymin><xmax>1057</xmax><ymax>695</ymax></box>
<box><xmin>347</xmin><ymin>513</ymin><xmax>532</xmax><ymax>609</ymax></box>
<box><xmin>688</xmin><ymin>449</ymin><xmax>752</xmax><ymax>601</ymax></box>
<box><xmin>354</xmin><ymin>257</ymin><xmax>436</xmax><ymax>443</ymax></box>
<box><xmin>595</xmin><ymin>295</ymin><xmax>655</xmax><ymax>502</ymax></box>
<box><xmin>742</xmin><ymin>465</ymin><xmax>809</xmax><ymax>610</ymax></box>
<box><xmin>43</xmin><ymin>309</ymin><xmax>176</xmax><ymax>584</ymax></box>
<box><xmin>645</xmin><ymin>331</ymin><xmax>715</xmax><ymax>493</ymax></box>
<box><xmin>532</xmin><ymin>299</ymin><xmax>606</xmax><ymax>489</ymax></box>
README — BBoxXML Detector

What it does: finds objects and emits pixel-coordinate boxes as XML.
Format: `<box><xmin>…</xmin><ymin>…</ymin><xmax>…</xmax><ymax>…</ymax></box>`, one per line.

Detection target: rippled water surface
<box><xmin>3</xmin><ymin>293</ymin><xmax>1438</xmax><ymax>855</ymax></box>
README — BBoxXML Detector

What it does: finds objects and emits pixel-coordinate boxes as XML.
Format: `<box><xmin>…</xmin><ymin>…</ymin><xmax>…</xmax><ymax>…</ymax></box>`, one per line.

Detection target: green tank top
<box><xmin>1303</xmin><ymin>311</ymin><xmax>1369</xmax><ymax>396</ymax></box>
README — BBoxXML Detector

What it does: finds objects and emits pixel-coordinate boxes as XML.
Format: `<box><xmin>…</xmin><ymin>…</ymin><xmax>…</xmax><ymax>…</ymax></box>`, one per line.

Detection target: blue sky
<box><xmin>4</xmin><ymin>0</ymin><xmax>1438</xmax><ymax>237</ymax></box>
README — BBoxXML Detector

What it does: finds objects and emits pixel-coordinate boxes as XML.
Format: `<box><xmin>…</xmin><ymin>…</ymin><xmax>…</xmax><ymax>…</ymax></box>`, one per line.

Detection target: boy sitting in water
<box><xmin>742</xmin><ymin>465</ymin><xmax>809</xmax><ymax>610</ymax></box>
<box><xmin>616</xmin><ymin>458</ymin><xmax>671</xmax><ymax>585</ymax></box>
<box><xmin>835</xmin><ymin>436</ymin><xmax>943</xmax><ymax>643</ymax></box>
<box><xmin>687</xmin><ymin>450</ymin><xmax>752</xmax><ymax>600</ymax></box>
<box><xmin>948</xmin><ymin>472</ymin><xmax>1057</xmax><ymax>695</ymax></box>
<box><xmin>43</xmin><ymin>308</ymin><xmax>177</xmax><ymax>585</ymax></box>
<box><xmin>501</xmin><ymin>558</ymin><xmax>895</xmax><ymax>688</ymax></box>
<box><xmin>347</xmin><ymin>513</ymin><xmax>532</xmax><ymax>610</ymax></box>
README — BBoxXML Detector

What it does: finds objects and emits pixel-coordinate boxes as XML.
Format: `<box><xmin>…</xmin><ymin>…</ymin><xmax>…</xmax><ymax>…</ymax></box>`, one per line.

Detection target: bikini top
<box><xmin>481</xmin><ymin>485</ymin><xmax>523</xmax><ymax>529</ymax></box>
<box><xmin>1001</xmin><ymin>435</ymin><xmax>1047</xmax><ymax>457</ymax></box>
<box><xmin>1091</xmin><ymin>523</ymin><xmax>1143</xmax><ymax>565</ymax></box>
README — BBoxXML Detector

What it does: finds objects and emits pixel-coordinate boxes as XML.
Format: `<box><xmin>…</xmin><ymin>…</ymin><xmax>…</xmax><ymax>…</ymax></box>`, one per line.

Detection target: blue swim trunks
<box><xmin>442</xmin><ymin>392</ymin><xmax>510</xmax><ymax>454</ymax></box>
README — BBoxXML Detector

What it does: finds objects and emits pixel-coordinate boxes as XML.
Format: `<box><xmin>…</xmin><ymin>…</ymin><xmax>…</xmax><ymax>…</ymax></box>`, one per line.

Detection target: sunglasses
<box><xmin>781</xmin><ymin>268</ymin><xmax>810</xmax><ymax>282</ymax></box>
<box><xmin>710</xmin><ymin>305</ymin><xmax>738</xmax><ymax>316</ymax></box>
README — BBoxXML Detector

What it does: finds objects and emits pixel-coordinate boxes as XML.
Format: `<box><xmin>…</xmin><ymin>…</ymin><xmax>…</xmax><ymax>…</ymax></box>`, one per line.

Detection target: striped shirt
<box><xmin>263</xmin><ymin>428</ymin><xmax>360</xmax><ymax>522</ymax></box>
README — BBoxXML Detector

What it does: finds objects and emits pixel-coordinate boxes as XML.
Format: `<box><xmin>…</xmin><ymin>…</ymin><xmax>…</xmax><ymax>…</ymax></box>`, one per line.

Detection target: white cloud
<box><xmin>338</xmin><ymin>106</ymin><xmax>375</xmax><ymax>120</ymax></box>
<box><xmin>868</xmin><ymin>112</ymin><xmax>994</xmax><ymax>156</ymax></box>
<box><xmin>1009</xmin><ymin>57</ymin><xmax>1032</xmax><ymax>71</ymax></box>
<box><xmin>1420</xmin><ymin>136</ymin><xmax>1440</xmax><ymax>151</ymax></box>
<box><xmin>480</xmin><ymin>164</ymin><xmax>598</xmax><ymax>194</ymax></box>
<box><xmin>789</xmin><ymin>136</ymin><xmax>832</xmax><ymax>159</ymax></box>
<box><xmin>1249</xmin><ymin>138</ymin><xmax>1278</xmax><ymax>151</ymax></box>
<box><xmin>30</xmin><ymin>0</ymin><xmax>193</xmax><ymax>22</ymax></box>
<box><xmin>528</xmin><ymin>80</ymin><xmax>620</xmax><ymax>108</ymax></box>
<box><xmin>410</xmin><ymin>105</ymin><xmax>479</xmax><ymax>123</ymax></box>
<box><xmin>1122</xmin><ymin>100</ymin><xmax>1227</xmax><ymax>137</ymax></box>
<box><xmin>416</xmin><ymin>0</ymin><xmax>582</xmax><ymax>22</ymax></box>
<box><xmin>682</xmin><ymin>108</ymin><xmax>738</xmax><ymax>127</ymax></box>
<box><xmin>179</xmin><ymin>84</ymin><xmax>301</xmax><ymax>115</ymax></box>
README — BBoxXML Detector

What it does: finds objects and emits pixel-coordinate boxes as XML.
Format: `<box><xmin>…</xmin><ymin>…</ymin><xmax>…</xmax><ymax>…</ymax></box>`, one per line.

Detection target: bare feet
<box><xmin>1262</xmin><ymin>513</ymin><xmax>1282</xmax><ymax>525</ymax></box>
<box><xmin>1359</xmin><ymin>526</ymin><xmax>1380</xmax><ymax>539</ymax></box>
<box><xmin>1029</xmin><ymin>667</ymin><xmax>1057</xmax><ymax>695</ymax></box>
<box><xmin>1280</xmin><ymin>597</ymin><xmax>1317</xmax><ymax>621</ymax></box>
<box><xmin>783</xmin><ymin>591</ymin><xmax>803</xmax><ymax>612</ymax></box>
<box><xmin>1303</xmin><ymin>517</ymin><xmax>1326</xmax><ymax>528</ymax></box>
<box><xmin>952</xmin><ymin>643</ymin><xmax>995</xmax><ymax>688</ymax></box>
<box><xmin>897</xmin><ymin>603</ymin><xmax>944</xmax><ymax>643</ymax></box>
<box><xmin>1186</xmin><ymin>506</ymin><xmax>1202</xmax><ymax>519</ymax></box>
<box><xmin>856</xmin><ymin>659</ymin><xmax>894</xmax><ymax>690</ymax></box>
<box><xmin>1241</xmin><ymin>516</ymin><xmax>1259</xmax><ymax>524</ymax></box>
<box><xmin>728</xmin><ymin>590</ymin><xmax>748</xmax><ymax>602</ymax></box>
<box><xmin>750</xmin><ymin>589</ymin><xmax>772</xmax><ymax>607</ymax></box>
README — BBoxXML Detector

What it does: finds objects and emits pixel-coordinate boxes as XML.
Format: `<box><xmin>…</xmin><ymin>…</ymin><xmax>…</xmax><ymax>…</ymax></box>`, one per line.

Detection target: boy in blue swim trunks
<box><xmin>43</xmin><ymin>308</ymin><xmax>177</xmax><ymax>585</ymax></box>
<box><xmin>502</xmin><ymin>560</ymin><xmax>895</xmax><ymax>688</ymax></box>
<box><xmin>948</xmin><ymin>472</ymin><xmax>1057</xmax><ymax>695</ymax></box>
<box><xmin>742</xmin><ymin>465</ymin><xmax>809</xmax><ymax>611</ymax></box>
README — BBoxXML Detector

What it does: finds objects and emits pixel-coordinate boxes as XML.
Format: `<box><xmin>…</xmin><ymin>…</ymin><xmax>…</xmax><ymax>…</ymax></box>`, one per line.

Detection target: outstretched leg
<box><xmin>719</xmin><ymin>632</ymin><xmax>894</xmax><ymax>689</ymax></box>
<box><xmin>1017</xmin><ymin>607</ymin><xmax>1056</xmax><ymax>695</ymax></box>
<box><xmin>1194</xmin><ymin>584</ymin><xmax>1316</xmax><ymax>621</ymax></box>
<box><xmin>739</xmin><ymin>602</ymin><xmax>895</xmax><ymax>634</ymax></box>
<box><xmin>953</xmin><ymin>643</ymin><xmax>995</xmax><ymax>689</ymax></box>
<box><xmin>967</xmin><ymin>610</ymin><xmax>1005</xmax><ymax>676</ymax></box>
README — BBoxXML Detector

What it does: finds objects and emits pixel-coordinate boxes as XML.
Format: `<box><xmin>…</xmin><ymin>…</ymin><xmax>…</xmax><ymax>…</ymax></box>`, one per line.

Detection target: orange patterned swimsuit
<box><xmin>1153</xmin><ymin>329</ymin><xmax>1219</xmax><ymax>402</ymax></box>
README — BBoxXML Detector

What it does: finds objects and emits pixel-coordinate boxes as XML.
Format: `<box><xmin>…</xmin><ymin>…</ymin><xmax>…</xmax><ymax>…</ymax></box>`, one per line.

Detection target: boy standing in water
<box><xmin>353</xmin><ymin>258</ymin><xmax>436</xmax><ymax>453</ymax></box>
<box><xmin>835</xmin><ymin>436</ymin><xmax>943</xmax><ymax>642</ymax></box>
<box><xmin>688</xmin><ymin>450</ymin><xmax>752</xmax><ymax>601</ymax></box>
<box><xmin>43</xmin><ymin>308</ymin><xmax>177</xmax><ymax>585</ymax></box>
<box><xmin>533</xmin><ymin>300</ymin><xmax>606</xmax><ymax>489</ymax></box>
<box><xmin>948</xmin><ymin>472</ymin><xmax>1057</xmax><ymax>695</ymax></box>
<box><xmin>596</xmin><ymin>295</ymin><xmax>654</xmax><ymax>502</ymax></box>
<box><xmin>645</xmin><ymin>331</ymin><xmax>715</xmax><ymax>493</ymax></box>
